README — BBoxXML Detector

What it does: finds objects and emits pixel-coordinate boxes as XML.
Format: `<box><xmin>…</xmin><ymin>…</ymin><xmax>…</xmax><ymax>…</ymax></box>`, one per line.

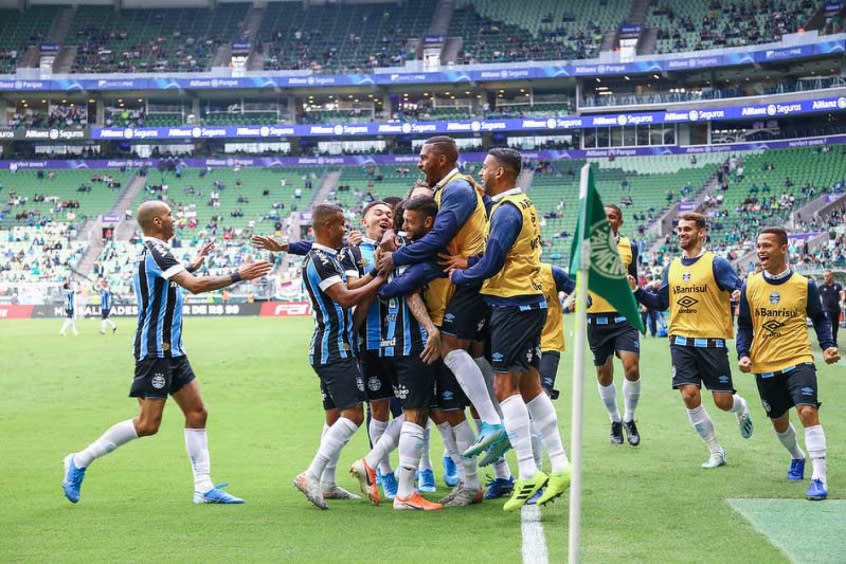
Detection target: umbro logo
<box><xmin>801</xmin><ymin>386</ymin><xmax>814</xmax><ymax>396</ymax></box>
<box><xmin>762</xmin><ymin>319</ymin><xmax>784</xmax><ymax>336</ymax></box>
<box><xmin>676</xmin><ymin>296</ymin><xmax>698</xmax><ymax>309</ymax></box>
<box><xmin>718</xmin><ymin>375</ymin><xmax>730</xmax><ymax>384</ymax></box>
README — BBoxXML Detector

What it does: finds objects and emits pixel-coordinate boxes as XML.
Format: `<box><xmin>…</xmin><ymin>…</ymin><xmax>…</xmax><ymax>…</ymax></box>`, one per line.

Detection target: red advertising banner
<box><xmin>0</xmin><ymin>305</ymin><xmax>35</xmax><ymax>319</ymax></box>
<box><xmin>259</xmin><ymin>302</ymin><xmax>312</xmax><ymax>317</ymax></box>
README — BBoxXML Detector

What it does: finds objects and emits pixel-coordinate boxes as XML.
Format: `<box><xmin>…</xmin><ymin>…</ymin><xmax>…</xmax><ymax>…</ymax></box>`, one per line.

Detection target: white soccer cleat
<box><xmin>701</xmin><ymin>448</ymin><xmax>727</xmax><ymax>469</ymax></box>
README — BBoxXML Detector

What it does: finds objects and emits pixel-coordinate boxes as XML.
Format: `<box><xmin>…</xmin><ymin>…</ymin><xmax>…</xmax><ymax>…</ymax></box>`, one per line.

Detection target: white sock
<box><xmin>368</xmin><ymin>418</ymin><xmax>389</xmax><ymax>474</ymax></box>
<box><xmin>444</xmin><ymin>350</ymin><xmax>501</xmax><ymax>425</ymax></box>
<box><xmin>500</xmin><ymin>395</ymin><xmax>538</xmax><ymax>479</ymax></box>
<box><xmin>307</xmin><ymin>417</ymin><xmax>358</xmax><ymax>481</ymax></box>
<box><xmin>74</xmin><ymin>419</ymin><xmax>138</xmax><ymax>469</ymax></box>
<box><xmin>319</xmin><ymin>423</ymin><xmax>343</xmax><ymax>488</ymax></box>
<box><xmin>436</xmin><ymin>421</ymin><xmax>459</xmax><ymax>461</ymax></box>
<box><xmin>805</xmin><ymin>425</ymin><xmax>827</xmax><ymax>484</ymax></box>
<box><xmin>60</xmin><ymin>319</ymin><xmax>71</xmax><ymax>335</ymax></box>
<box><xmin>397</xmin><ymin>421</ymin><xmax>425</xmax><ymax>499</ymax></box>
<box><xmin>70</xmin><ymin>320</ymin><xmax>78</xmax><ymax>335</ymax></box>
<box><xmin>623</xmin><ymin>379</ymin><xmax>641</xmax><ymax>422</ymax></box>
<box><xmin>493</xmin><ymin>457</ymin><xmax>512</xmax><ymax>480</ymax></box>
<box><xmin>100</xmin><ymin>320</ymin><xmax>107</xmax><ymax>333</ymax></box>
<box><xmin>530</xmin><ymin>420</ymin><xmax>543</xmax><ymax>469</ymax></box>
<box><xmin>365</xmin><ymin>416</ymin><xmax>403</xmax><ymax>471</ymax></box>
<box><xmin>474</xmin><ymin>356</ymin><xmax>499</xmax><ymax>411</ymax></box>
<box><xmin>184</xmin><ymin>428</ymin><xmax>214</xmax><ymax>493</ymax></box>
<box><xmin>526</xmin><ymin>393</ymin><xmax>569</xmax><ymax>473</ymax></box>
<box><xmin>729</xmin><ymin>394</ymin><xmax>748</xmax><ymax>415</ymax></box>
<box><xmin>598</xmin><ymin>382</ymin><xmax>621</xmax><ymax>422</ymax></box>
<box><xmin>417</xmin><ymin>422</ymin><xmax>432</xmax><ymax>471</ymax></box>
<box><xmin>776</xmin><ymin>424</ymin><xmax>805</xmax><ymax>460</ymax></box>
<box><xmin>452</xmin><ymin>420</ymin><xmax>481</xmax><ymax>490</ymax></box>
<box><xmin>687</xmin><ymin>405</ymin><xmax>721</xmax><ymax>454</ymax></box>
<box><xmin>106</xmin><ymin>319</ymin><xmax>116</xmax><ymax>330</ymax></box>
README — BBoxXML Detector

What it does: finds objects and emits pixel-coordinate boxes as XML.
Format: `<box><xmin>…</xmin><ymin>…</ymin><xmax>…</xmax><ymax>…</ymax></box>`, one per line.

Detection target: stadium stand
<box><xmin>0</xmin><ymin>169</ymin><xmax>130</xmax><ymax>229</ymax></box>
<box><xmin>0</xmin><ymin>223</ymin><xmax>86</xmax><ymax>284</ymax></box>
<box><xmin>648</xmin><ymin>0</ymin><xmax>817</xmax><ymax>55</ymax></box>
<box><xmin>325</xmin><ymin>165</ymin><xmax>418</xmax><ymax>218</ymax></box>
<box><xmin>68</xmin><ymin>4</ymin><xmax>247</xmax><ymax>73</ymax></box>
<box><xmin>451</xmin><ymin>0</ymin><xmax>630</xmax><ymax>63</ymax></box>
<box><xmin>529</xmin><ymin>154</ymin><xmax>725</xmax><ymax>264</ymax></box>
<box><xmin>0</xmin><ymin>5</ymin><xmax>58</xmax><ymax>74</ymax></box>
<box><xmin>258</xmin><ymin>0</ymin><xmax>435</xmax><ymax>73</ymax></box>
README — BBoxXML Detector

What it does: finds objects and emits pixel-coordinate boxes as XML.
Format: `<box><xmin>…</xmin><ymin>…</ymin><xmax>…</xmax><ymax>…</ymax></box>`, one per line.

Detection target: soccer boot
<box><xmin>293</xmin><ymin>473</ymin><xmax>327</xmax><ymax>510</ymax></box>
<box><xmin>194</xmin><ymin>482</ymin><xmax>245</xmax><ymax>505</ymax></box>
<box><xmin>62</xmin><ymin>453</ymin><xmax>86</xmax><ymax>504</ymax></box>
<box><xmin>503</xmin><ymin>471</ymin><xmax>549</xmax><ymax>512</ymax></box>
<box><xmin>479</xmin><ymin>437</ymin><xmax>512</xmax><ymax>467</ymax></box>
<box><xmin>806</xmin><ymin>479</ymin><xmax>827</xmax><ymax>501</ymax></box>
<box><xmin>349</xmin><ymin>458</ymin><xmax>381</xmax><ymax>504</ymax></box>
<box><xmin>610</xmin><ymin>421</ymin><xmax>624</xmax><ymax>445</ymax></box>
<box><xmin>322</xmin><ymin>484</ymin><xmax>361</xmax><ymax>500</ymax></box>
<box><xmin>484</xmin><ymin>476</ymin><xmax>514</xmax><ymax>500</ymax></box>
<box><xmin>623</xmin><ymin>419</ymin><xmax>640</xmax><ymax>446</ymax></box>
<box><xmin>443</xmin><ymin>455</ymin><xmax>460</xmax><ymax>488</ymax></box>
<box><xmin>701</xmin><ymin>448</ymin><xmax>727</xmax><ymax>469</ymax></box>
<box><xmin>526</xmin><ymin>488</ymin><xmax>543</xmax><ymax>506</ymax></box>
<box><xmin>393</xmin><ymin>492</ymin><xmax>443</xmax><ymax>511</ymax></box>
<box><xmin>381</xmin><ymin>471</ymin><xmax>398</xmax><ymax>500</ymax></box>
<box><xmin>736</xmin><ymin>407</ymin><xmax>754</xmax><ymax>439</ymax></box>
<box><xmin>442</xmin><ymin>485</ymin><xmax>483</xmax><ymax>507</ymax></box>
<box><xmin>462</xmin><ymin>422</ymin><xmax>506</xmax><ymax>458</ymax></box>
<box><xmin>787</xmin><ymin>458</ymin><xmax>806</xmax><ymax>481</ymax></box>
<box><xmin>416</xmin><ymin>469</ymin><xmax>436</xmax><ymax>493</ymax></box>
<box><xmin>537</xmin><ymin>465</ymin><xmax>572</xmax><ymax>506</ymax></box>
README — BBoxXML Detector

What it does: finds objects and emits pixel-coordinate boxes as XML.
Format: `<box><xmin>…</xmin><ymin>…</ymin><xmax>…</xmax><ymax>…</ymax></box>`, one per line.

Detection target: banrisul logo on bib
<box><xmin>589</xmin><ymin>219</ymin><xmax>626</xmax><ymax>279</ymax></box>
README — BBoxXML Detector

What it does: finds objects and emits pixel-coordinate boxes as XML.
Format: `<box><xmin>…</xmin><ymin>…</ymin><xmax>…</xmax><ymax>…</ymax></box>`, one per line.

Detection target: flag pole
<box><xmin>568</xmin><ymin>164</ymin><xmax>591</xmax><ymax>564</ymax></box>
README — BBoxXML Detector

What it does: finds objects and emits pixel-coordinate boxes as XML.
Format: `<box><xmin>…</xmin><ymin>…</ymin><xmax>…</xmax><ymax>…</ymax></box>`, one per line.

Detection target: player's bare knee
<box><xmin>623</xmin><ymin>364</ymin><xmax>640</xmax><ymax>382</ymax></box>
<box><xmin>185</xmin><ymin>406</ymin><xmax>207</xmax><ymax>428</ymax></box>
<box><xmin>712</xmin><ymin>392</ymin><xmax>733</xmax><ymax>411</ymax></box>
<box><xmin>796</xmin><ymin>405</ymin><xmax>819</xmax><ymax>427</ymax></box>
<box><xmin>445</xmin><ymin>410</ymin><xmax>466</xmax><ymax>426</ymax></box>
<box><xmin>679</xmin><ymin>387</ymin><xmax>701</xmax><ymax>408</ymax></box>
<box><xmin>342</xmin><ymin>405</ymin><xmax>364</xmax><ymax>427</ymax></box>
<box><xmin>134</xmin><ymin>417</ymin><xmax>161</xmax><ymax>437</ymax></box>
<box><xmin>596</xmin><ymin>361</ymin><xmax>613</xmax><ymax>386</ymax></box>
<box><xmin>370</xmin><ymin>400</ymin><xmax>389</xmax><ymax>421</ymax></box>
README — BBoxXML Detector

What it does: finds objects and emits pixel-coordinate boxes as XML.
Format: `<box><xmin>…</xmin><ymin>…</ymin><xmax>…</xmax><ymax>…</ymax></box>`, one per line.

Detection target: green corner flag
<box><xmin>569</xmin><ymin>164</ymin><xmax>645</xmax><ymax>334</ymax></box>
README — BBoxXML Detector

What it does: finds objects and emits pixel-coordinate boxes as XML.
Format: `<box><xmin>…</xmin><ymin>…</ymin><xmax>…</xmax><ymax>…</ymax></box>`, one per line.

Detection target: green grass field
<box><xmin>1</xmin><ymin>317</ymin><xmax>844</xmax><ymax>563</ymax></box>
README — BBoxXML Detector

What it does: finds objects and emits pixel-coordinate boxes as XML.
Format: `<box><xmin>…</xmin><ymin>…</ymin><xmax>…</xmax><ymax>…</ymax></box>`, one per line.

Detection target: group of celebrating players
<box><xmin>61</xmin><ymin>135</ymin><xmax>841</xmax><ymax>513</ymax></box>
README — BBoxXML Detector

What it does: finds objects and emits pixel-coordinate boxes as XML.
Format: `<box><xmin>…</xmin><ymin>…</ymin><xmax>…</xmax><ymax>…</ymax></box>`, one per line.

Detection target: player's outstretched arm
<box><xmin>324</xmin><ymin>273</ymin><xmax>385</xmax><ymax>309</ymax></box>
<box><xmin>171</xmin><ymin>260</ymin><xmax>272</xmax><ymax>295</ymax></box>
<box><xmin>251</xmin><ymin>234</ymin><xmax>291</xmax><ymax>253</ymax></box>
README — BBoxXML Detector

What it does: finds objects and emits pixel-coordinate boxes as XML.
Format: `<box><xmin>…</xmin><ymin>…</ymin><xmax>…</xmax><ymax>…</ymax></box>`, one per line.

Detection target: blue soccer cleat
<box><xmin>416</xmin><ymin>469</ymin><xmax>436</xmax><ymax>493</ymax></box>
<box><xmin>484</xmin><ymin>476</ymin><xmax>514</xmax><ymax>500</ymax></box>
<box><xmin>62</xmin><ymin>453</ymin><xmax>86</xmax><ymax>504</ymax></box>
<box><xmin>479</xmin><ymin>437</ymin><xmax>512</xmax><ymax>467</ymax></box>
<box><xmin>443</xmin><ymin>456</ymin><xmax>460</xmax><ymax>488</ymax></box>
<box><xmin>381</xmin><ymin>471</ymin><xmax>398</xmax><ymax>500</ymax></box>
<box><xmin>462</xmin><ymin>422</ymin><xmax>506</xmax><ymax>458</ymax></box>
<box><xmin>193</xmin><ymin>482</ymin><xmax>245</xmax><ymax>504</ymax></box>
<box><xmin>806</xmin><ymin>479</ymin><xmax>827</xmax><ymax>501</ymax></box>
<box><xmin>787</xmin><ymin>458</ymin><xmax>805</xmax><ymax>481</ymax></box>
<box><xmin>526</xmin><ymin>488</ymin><xmax>543</xmax><ymax>506</ymax></box>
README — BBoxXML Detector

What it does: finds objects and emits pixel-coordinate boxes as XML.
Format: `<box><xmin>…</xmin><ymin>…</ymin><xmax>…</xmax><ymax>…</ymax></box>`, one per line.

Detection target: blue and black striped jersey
<box><xmin>100</xmin><ymin>288</ymin><xmax>112</xmax><ymax>310</ymax></box>
<box><xmin>378</xmin><ymin>263</ymin><xmax>429</xmax><ymax>358</ymax></box>
<box><xmin>132</xmin><ymin>237</ymin><xmax>186</xmax><ymax>361</ymax></box>
<box><xmin>303</xmin><ymin>243</ymin><xmax>358</xmax><ymax>366</ymax></box>
<box><xmin>63</xmin><ymin>289</ymin><xmax>75</xmax><ymax>312</ymax></box>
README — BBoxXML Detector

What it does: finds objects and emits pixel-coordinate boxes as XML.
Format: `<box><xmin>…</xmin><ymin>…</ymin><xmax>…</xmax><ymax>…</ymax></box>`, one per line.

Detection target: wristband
<box><xmin>230</xmin><ymin>272</ymin><xmax>242</xmax><ymax>283</ymax></box>
<box><xmin>186</xmin><ymin>264</ymin><xmax>197</xmax><ymax>274</ymax></box>
<box><xmin>368</xmin><ymin>268</ymin><xmax>379</xmax><ymax>278</ymax></box>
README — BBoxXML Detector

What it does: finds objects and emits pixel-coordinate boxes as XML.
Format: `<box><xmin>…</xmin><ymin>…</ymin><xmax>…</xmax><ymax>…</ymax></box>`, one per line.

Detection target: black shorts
<box><xmin>65</xmin><ymin>309</ymin><xmax>74</xmax><ymax>319</ymax></box>
<box><xmin>386</xmin><ymin>354</ymin><xmax>435</xmax><ymax>410</ymax></box>
<box><xmin>539</xmin><ymin>351</ymin><xmax>561</xmax><ymax>400</ymax></box>
<box><xmin>442</xmin><ymin>285</ymin><xmax>489</xmax><ymax>341</ymax></box>
<box><xmin>314</xmin><ymin>358</ymin><xmax>365</xmax><ymax>411</ymax></box>
<box><xmin>670</xmin><ymin>345</ymin><xmax>735</xmax><ymax>393</ymax></box>
<box><xmin>359</xmin><ymin>349</ymin><xmax>394</xmax><ymax>401</ymax></box>
<box><xmin>130</xmin><ymin>355</ymin><xmax>196</xmax><ymax>399</ymax></box>
<box><xmin>587</xmin><ymin>317</ymin><xmax>640</xmax><ymax>366</ymax></box>
<box><xmin>433</xmin><ymin>359</ymin><xmax>468</xmax><ymax>411</ymax></box>
<box><xmin>489</xmin><ymin>306</ymin><xmax>544</xmax><ymax>373</ymax></box>
<box><xmin>755</xmin><ymin>363</ymin><xmax>819</xmax><ymax>420</ymax></box>
<box><xmin>101</xmin><ymin>308</ymin><xmax>111</xmax><ymax>320</ymax></box>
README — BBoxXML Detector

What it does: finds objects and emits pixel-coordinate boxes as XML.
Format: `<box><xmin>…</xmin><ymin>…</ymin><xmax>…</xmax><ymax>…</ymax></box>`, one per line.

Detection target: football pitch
<box><xmin>1</xmin><ymin>317</ymin><xmax>844</xmax><ymax>563</ymax></box>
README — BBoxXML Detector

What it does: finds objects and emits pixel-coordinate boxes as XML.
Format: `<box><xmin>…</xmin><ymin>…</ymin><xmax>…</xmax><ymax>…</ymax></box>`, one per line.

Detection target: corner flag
<box><xmin>568</xmin><ymin>165</ymin><xmax>644</xmax><ymax>333</ymax></box>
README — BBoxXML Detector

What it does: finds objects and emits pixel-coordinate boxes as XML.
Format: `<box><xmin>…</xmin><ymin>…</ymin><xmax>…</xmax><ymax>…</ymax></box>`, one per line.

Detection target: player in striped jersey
<box><xmin>62</xmin><ymin>201</ymin><xmax>272</xmax><ymax>506</ymax></box>
<box><xmin>98</xmin><ymin>279</ymin><xmax>117</xmax><ymax>335</ymax></box>
<box><xmin>59</xmin><ymin>281</ymin><xmax>78</xmax><ymax>336</ymax></box>
<box><xmin>295</xmin><ymin>204</ymin><xmax>386</xmax><ymax>510</ymax></box>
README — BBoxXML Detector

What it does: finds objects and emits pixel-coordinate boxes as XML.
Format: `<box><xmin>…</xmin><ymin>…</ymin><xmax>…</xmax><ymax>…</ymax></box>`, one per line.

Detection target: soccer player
<box><xmin>294</xmin><ymin>204</ymin><xmax>385</xmax><ymax>510</ymax></box>
<box><xmin>377</xmin><ymin>136</ymin><xmax>507</xmax><ymax>457</ymax></box>
<box><xmin>377</xmin><ymin>196</ymin><xmax>483</xmax><ymax>507</ymax></box>
<box><xmin>587</xmin><ymin>205</ymin><xmax>642</xmax><ymax>446</ymax></box>
<box><xmin>59</xmin><ymin>281</ymin><xmax>78</xmax><ymax>336</ymax></box>
<box><xmin>98</xmin><ymin>279</ymin><xmax>117</xmax><ymax>334</ymax></box>
<box><xmin>449</xmin><ymin>148</ymin><xmax>571</xmax><ymax>510</ymax></box>
<box><xmin>818</xmin><ymin>270</ymin><xmax>844</xmax><ymax>346</ymax></box>
<box><xmin>633</xmin><ymin>212</ymin><xmax>754</xmax><ymax>469</ymax></box>
<box><xmin>539</xmin><ymin>262</ymin><xmax>576</xmax><ymax>400</ymax></box>
<box><xmin>62</xmin><ymin>200</ymin><xmax>272</xmax><ymax>505</ymax></box>
<box><xmin>736</xmin><ymin>227</ymin><xmax>840</xmax><ymax>500</ymax></box>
